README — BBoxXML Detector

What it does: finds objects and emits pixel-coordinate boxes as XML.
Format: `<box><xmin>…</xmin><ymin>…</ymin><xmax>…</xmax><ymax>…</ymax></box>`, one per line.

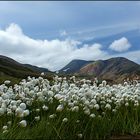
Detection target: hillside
<box><xmin>0</xmin><ymin>55</ymin><xmax>140</xmax><ymax>84</ymax></box>
<box><xmin>60</xmin><ymin>59</ymin><xmax>93</xmax><ymax>74</ymax></box>
<box><xmin>24</xmin><ymin>64</ymin><xmax>49</xmax><ymax>73</ymax></box>
<box><xmin>0</xmin><ymin>55</ymin><xmax>52</xmax><ymax>84</ymax></box>
<box><xmin>78</xmin><ymin>57</ymin><xmax>140</xmax><ymax>83</ymax></box>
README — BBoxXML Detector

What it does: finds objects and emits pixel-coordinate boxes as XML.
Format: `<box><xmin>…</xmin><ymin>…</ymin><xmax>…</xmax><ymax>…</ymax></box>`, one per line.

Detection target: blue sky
<box><xmin>0</xmin><ymin>1</ymin><xmax>140</xmax><ymax>70</ymax></box>
<box><xmin>0</xmin><ymin>1</ymin><xmax>140</xmax><ymax>39</ymax></box>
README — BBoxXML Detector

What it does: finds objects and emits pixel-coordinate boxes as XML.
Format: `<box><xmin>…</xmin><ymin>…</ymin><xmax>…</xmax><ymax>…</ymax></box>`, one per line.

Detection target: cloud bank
<box><xmin>0</xmin><ymin>23</ymin><xmax>139</xmax><ymax>71</ymax></box>
<box><xmin>60</xmin><ymin>30</ymin><xmax>68</xmax><ymax>37</ymax></box>
<box><xmin>109</xmin><ymin>37</ymin><xmax>131</xmax><ymax>52</ymax></box>
<box><xmin>0</xmin><ymin>23</ymin><xmax>107</xmax><ymax>71</ymax></box>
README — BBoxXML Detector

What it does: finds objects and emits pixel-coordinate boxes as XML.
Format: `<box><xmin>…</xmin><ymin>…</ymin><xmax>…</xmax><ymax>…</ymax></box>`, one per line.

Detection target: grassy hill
<box><xmin>0</xmin><ymin>55</ymin><xmax>53</xmax><ymax>85</ymax></box>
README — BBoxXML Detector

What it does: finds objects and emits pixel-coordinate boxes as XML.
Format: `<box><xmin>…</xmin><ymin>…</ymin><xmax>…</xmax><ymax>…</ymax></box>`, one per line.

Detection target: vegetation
<box><xmin>0</xmin><ymin>75</ymin><xmax>140</xmax><ymax>139</ymax></box>
<box><xmin>0</xmin><ymin>75</ymin><xmax>21</xmax><ymax>86</ymax></box>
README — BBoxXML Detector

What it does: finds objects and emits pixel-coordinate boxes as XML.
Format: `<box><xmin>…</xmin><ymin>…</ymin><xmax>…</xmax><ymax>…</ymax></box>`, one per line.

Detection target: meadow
<box><xmin>0</xmin><ymin>73</ymin><xmax>140</xmax><ymax>139</ymax></box>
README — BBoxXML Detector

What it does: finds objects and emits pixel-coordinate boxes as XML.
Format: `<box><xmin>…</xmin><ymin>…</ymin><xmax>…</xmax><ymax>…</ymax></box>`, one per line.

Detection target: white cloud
<box><xmin>1</xmin><ymin>23</ymin><xmax>139</xmax><ymax>72</ymax></box>
<box><xmin>109</xmin><ymin>50</ymin><xmax>140</xmax><ymax>64</ymax></box>
<box><xmin>0</xmin><ymin>23</ymin><xmax>107</xmax><ymax>71</ymax></box>
<box><xmin>60</xmin><ymin>30</ymin><xmax>68</xmax><ymax>36</ymax></box>
<box><xmin>109</xmin><ymin>37</ymin><xmax>131</xmax><ymax>52</ymax></box>
<box><xmin>5</xmin><ymin>23</ymin><xmax>23</xmax><ymax>36</ymax></box>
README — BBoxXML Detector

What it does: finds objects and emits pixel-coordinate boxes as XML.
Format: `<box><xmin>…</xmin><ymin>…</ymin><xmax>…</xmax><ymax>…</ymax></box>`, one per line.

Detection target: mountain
<box><xmin>24</xmin><ymin>64</ymin><xmax>49</xmax><ymax>73</ymax></box>
<box><xmin>0</xmin><ymin>55</ymin><xmax>52</xmax><ymax>84</ymax></box>
<box><xmin>78</xmin><ymin>57</ymin><xmax>140</xmax><ymax>83</ymax></box>
<box><xmin>59</xmin><ymin>59</ymin><xmax>93</xmax><ymax>74</ymax></box>
<box><xmin>60</xmin><ymin>57</ymin><xmax>140</xmax><ymax>83</ymax></box>
<box><xmin>1</xmin><ymin>55</ymin><xmax>140</xmax><ymax>84</ymax></box>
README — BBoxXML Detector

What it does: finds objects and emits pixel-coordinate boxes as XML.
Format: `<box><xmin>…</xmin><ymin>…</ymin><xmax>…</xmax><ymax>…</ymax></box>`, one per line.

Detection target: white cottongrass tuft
<box><xmin>84</xmin><ymin>109</ymin><xmax>90</xmax><ymax>115</ymax></box>
<box><xmin>35</xmin><ymin>116</ymin><xmax>40</xmax><ymax>121</ymax></box>
<box><xmin>19</xmin><ymin>120</ymin><xmax>27</xmax><ymax>127</ymax></box>
<box><xmin>62</xmin><ymin>118</ymin><xmax>68</xmax><ymax>123</ymax></box>
<box><xmin>94</xmin><ymin>104</ymin><xmax>100</xmax><ymax>110</ymax></box>
<box><xmin>77</xmin><ymin>133</ymin><xmax>83</xmax><ymax>138</ymax></box>
<box><xmin>7</xmin><ymin>121</ymin><xmax>12</xmax><ymax>126</ymax></box>
<box><xmin>15</xmin><ymin>107</ymin><xmax>23</xmax><ymax>117</ymax></box>
<box><xmin>4</xmin><ymin>80</ymin><xmax>11</xmax><ymax>85</ymax></box>
<box><xmin>49</xmin><ymin>114</ymin><xmax>56</xmax><ymax>119</ymax></box>
<box><xmin>0</xmin><ymin>108</ymin><xmax>5</xmax><ymax>116</ymax></box>
<box><xmin>72</xmin><ymin>106</ymin><xmax>79</xmax><ymax>112</ymax></box>
<box><xmin>23</xmin><ymin>110</ymin><xmax>30</xmax><ymax>117</ymax></box>
<box><xmin>36</xmin><ymin>109</ymin><xmax>40</xmax><ymax>112</ymax></box>
<box><xmin>2</xmin><ymin>125</ymin><xmax>8</xmax><ymax>130</ymax></box>
<box><xmin>20</xmin><ymin>103</ymin><xmax>26</xmax><ymax>110</ymax></box>
<box><xmin>3</xmin><ymin>130</ymin><xmax>8</xmax><ymax>133</ymax></box>
<box><xmin>41</xmin><ymin>72</ymin><xmax>45</xmax><ymax>76</ymax></box>
<box><xmin>76</xmin><ymin>120</ymin><xmax>80</xmax><ymax>123</ymax></box>
<box><xmin>125</xmin><ymin>102</ymin><xmax>129</xmax><ymax>107</ymax></box>
<box><xmin>105</xmin><ymin>103</ymin><xmax>111</xmax><ymax>110</ymax></box>
<box><xmin>56</xmin><ymin>104</ymin><xmax>64</xmax><ymax>112</ymax></box>
<box><xmin>42</xmin><ymin>105</ymin><xmax>49</xmax><ymax>111</ymax></box>
<box><xmin>90</xmin><ymin>113</ymin><xmax>96</xmax><ymax>118</ymax></box>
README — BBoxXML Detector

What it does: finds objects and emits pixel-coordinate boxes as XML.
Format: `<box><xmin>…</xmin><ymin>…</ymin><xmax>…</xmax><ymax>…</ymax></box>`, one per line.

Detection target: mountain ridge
<box><xmin>0</xmin><ymin>55</ymin><xmax>52</xmax><ymax>84</ymax></box>
<box><xmin>60</xmin><ymin>57</ymin><xmax>140</xmax><ymax>83</ymax></box>
<box><xmin>0</xmin><ymin>55</ymin><xmax>140</xmax><ymax>84</ymax></box>
<box><xmin>60</xmin><ymin>59</ymin><xmax>93</xmax><ymax>74</ymax></box>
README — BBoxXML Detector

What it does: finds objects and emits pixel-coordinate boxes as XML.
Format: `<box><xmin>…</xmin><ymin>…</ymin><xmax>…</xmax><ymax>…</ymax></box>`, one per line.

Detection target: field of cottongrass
<box><xmin>0</xmin><ymin>73</ymin><xmax>140</xmax><ymax>139</ymax></box>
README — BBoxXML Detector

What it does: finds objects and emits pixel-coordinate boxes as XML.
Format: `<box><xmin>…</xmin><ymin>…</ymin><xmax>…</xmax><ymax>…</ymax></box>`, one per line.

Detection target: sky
<box><xmin>0</xmin><ymin>1</ymin><xmax>140</xmax><ymax>71</ymax></box>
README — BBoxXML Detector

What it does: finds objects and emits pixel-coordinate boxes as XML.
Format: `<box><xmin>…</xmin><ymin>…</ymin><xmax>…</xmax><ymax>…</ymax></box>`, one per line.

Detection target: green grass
<box><xmin>1</xmin><ymin>100</ymin><xmax>140</xmax><ymax>139</ymax></box>
<box><xmin>0</xmin><ymin>75</ymin><xmax>21</xmax><ymax>86</ymax></box>
<box><xmin>0</xmin><ymin>72</ymin><xmax>140</xmax><ymax>139</ymax></box>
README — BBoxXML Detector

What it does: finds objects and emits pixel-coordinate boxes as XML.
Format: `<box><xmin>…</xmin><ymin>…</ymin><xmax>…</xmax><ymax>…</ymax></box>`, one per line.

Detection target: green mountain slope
<box><xmin>0</xmin><ymin>55</ymin><xmax>52</xmax><ymax>85</ymax></box>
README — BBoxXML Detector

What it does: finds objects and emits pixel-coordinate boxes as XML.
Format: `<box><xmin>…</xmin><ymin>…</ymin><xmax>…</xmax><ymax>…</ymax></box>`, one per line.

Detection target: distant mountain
<box><xmin>0</xmin><ymin>55</ymin><xmax>140</xmax><ymax>84</ymax></box>
<box><xmin>59</xmin><ymin>59</ymin><xmax>93</xmax><ymax>74</ymax></box>
<box><xmin>60</xmin><ymin>57</ymin><xmax>140</xmax><ymax>83</ymax></box>
<box><xmin>24</xmin><ymin>64</ymin><xmax>49</xmax><ymax>73</ymax></box>
<box><xmin>0</xmin><ymin>55</ymin><xmax>52</xmax><ymax>84</ymax></box>
<box><xmin>78</xmin><ymin>57</ymin><xmax>140</xmax><ymax>82</ymax></box>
